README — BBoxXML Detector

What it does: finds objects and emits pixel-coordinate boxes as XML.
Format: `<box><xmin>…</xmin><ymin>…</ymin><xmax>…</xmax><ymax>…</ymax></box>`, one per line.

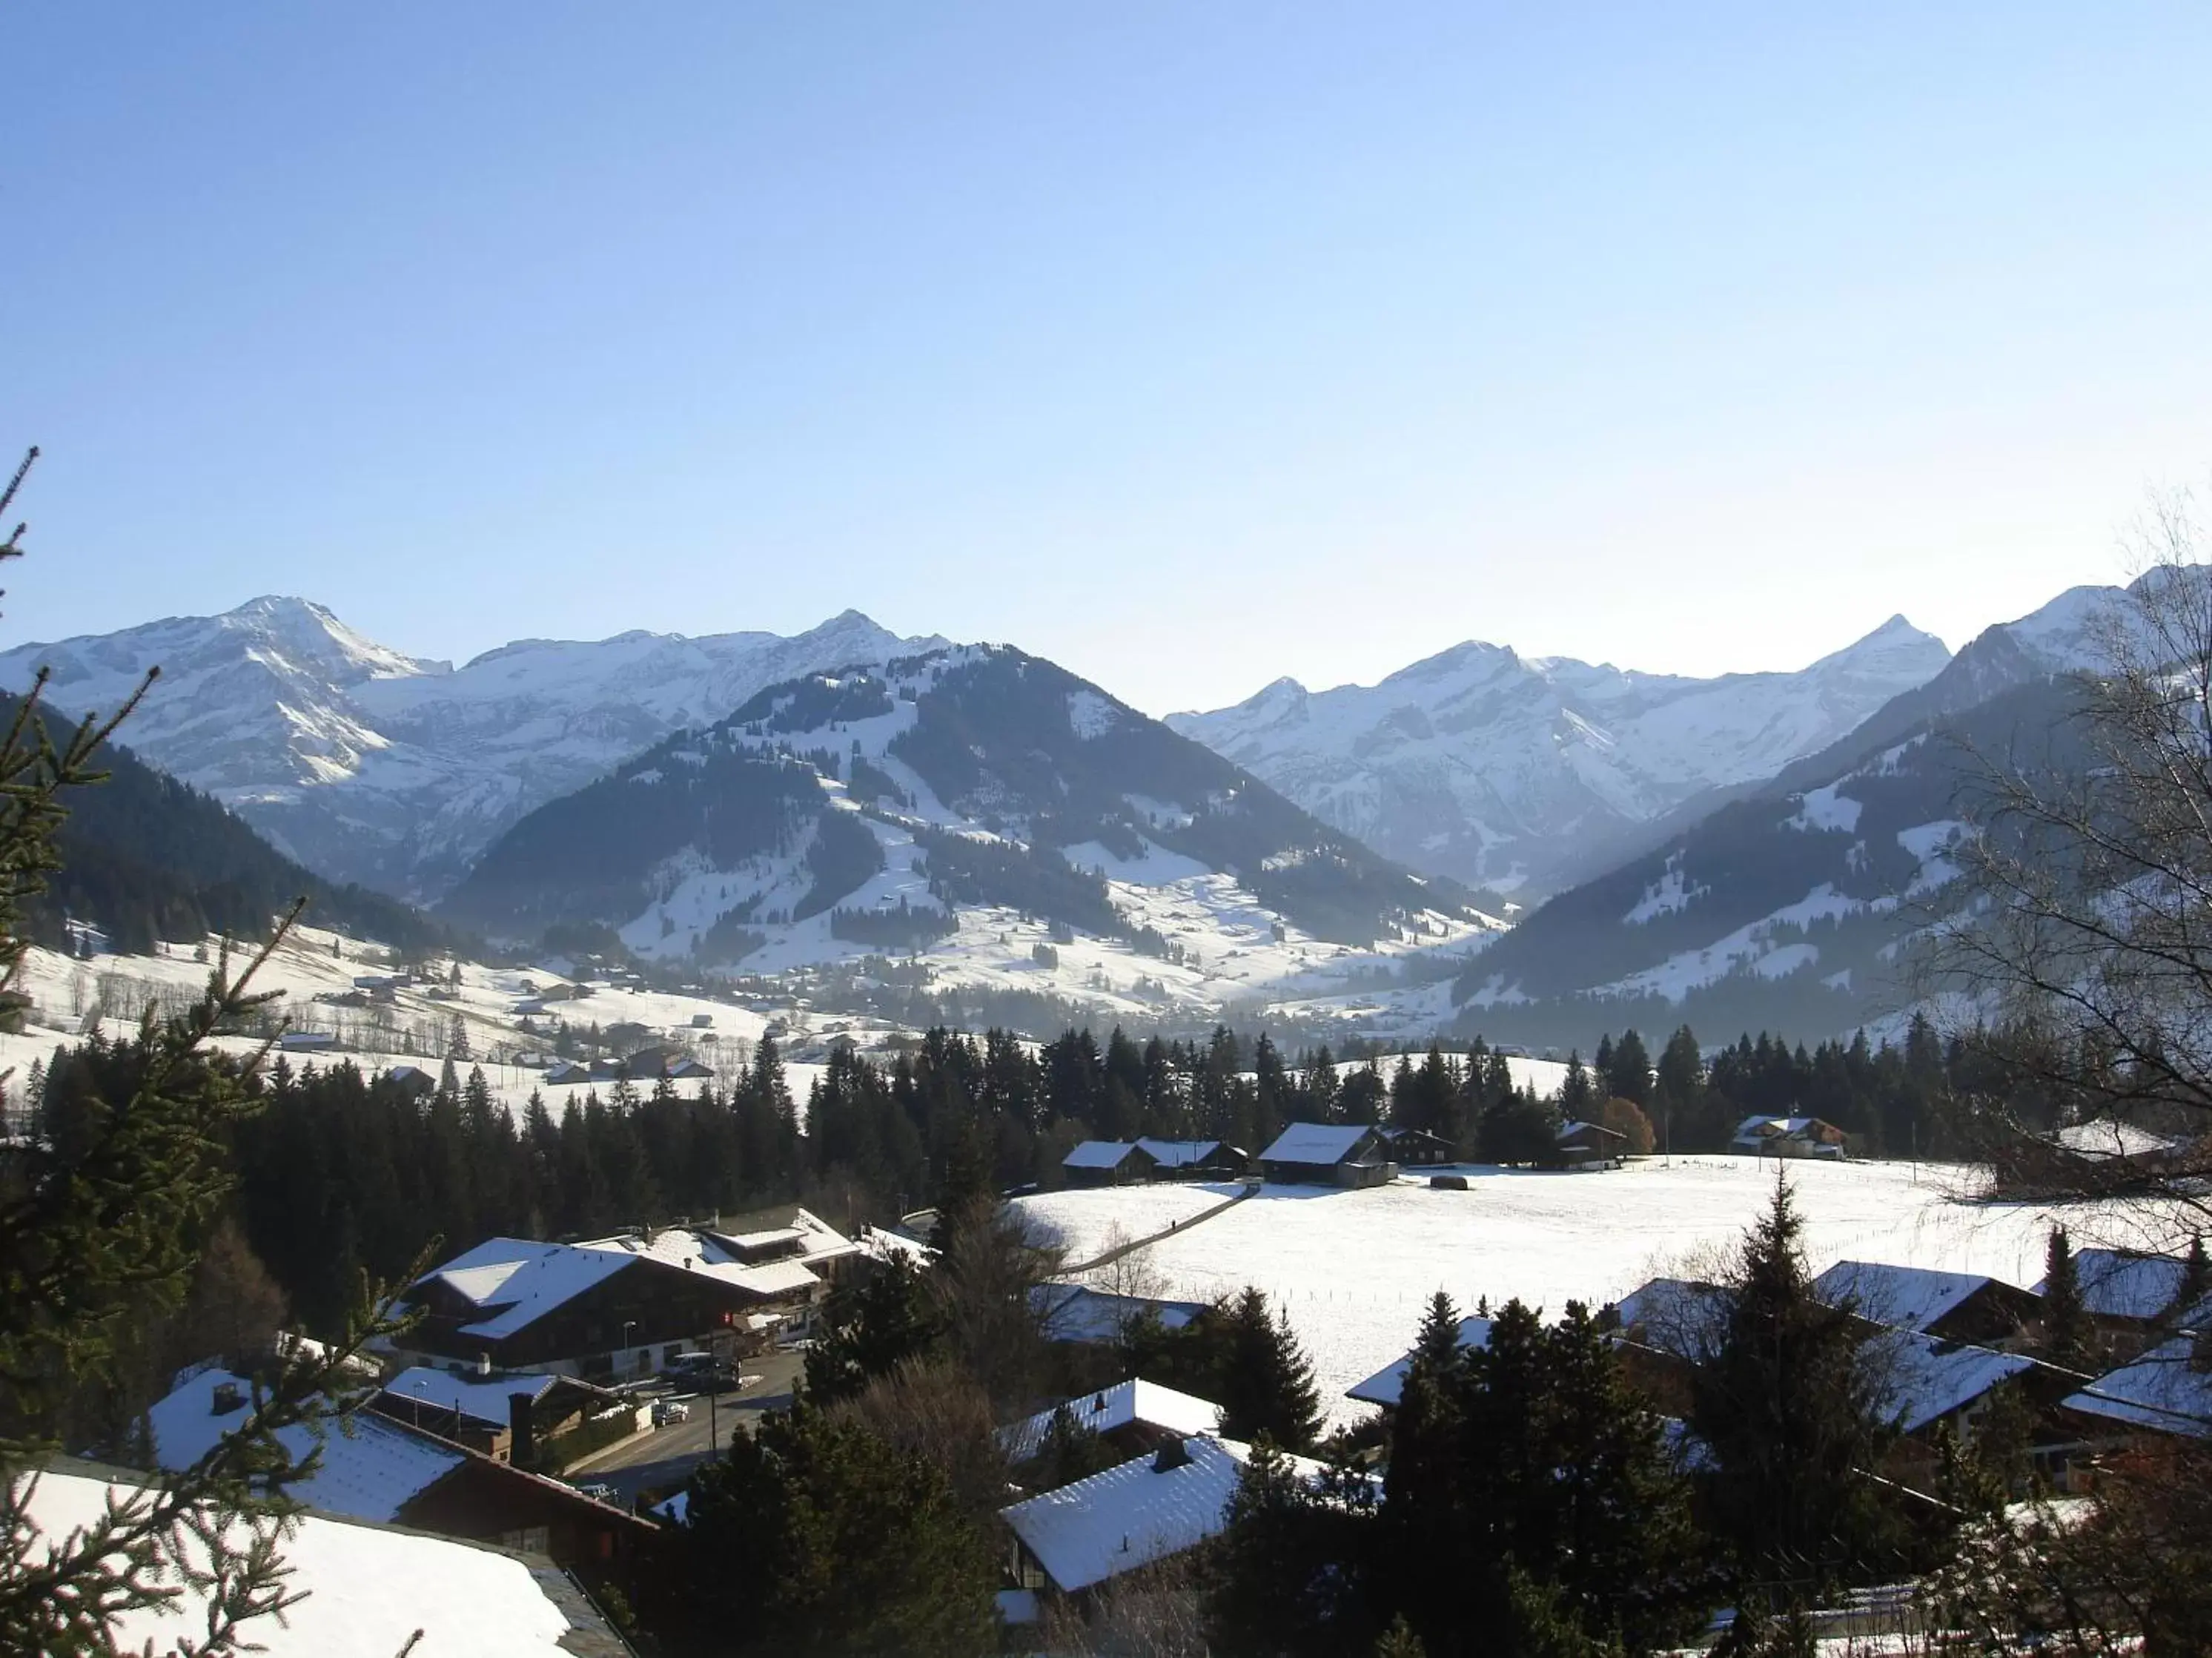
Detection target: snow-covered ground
<box><xmin>0</xmin><ymin>926</ymin><xmax>858</xmax><ymax>1121</ymax></box>
<box><xmin>1011</xmin><ymin>1157</ymin><xmax>2179</xmax><ymax>1429</ymax></box>
<box><xmin>1015</xmin><ymin>1183</ymin><xmax>1242</xmax><ymax>1264</ymax></box>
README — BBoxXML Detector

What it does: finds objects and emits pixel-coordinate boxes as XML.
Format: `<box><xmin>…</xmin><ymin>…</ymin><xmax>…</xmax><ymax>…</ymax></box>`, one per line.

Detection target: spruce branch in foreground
<box><xmin>0</xmin><ymin>446</ymin><xmax>416</xmax><ymax>1657</ymax></box>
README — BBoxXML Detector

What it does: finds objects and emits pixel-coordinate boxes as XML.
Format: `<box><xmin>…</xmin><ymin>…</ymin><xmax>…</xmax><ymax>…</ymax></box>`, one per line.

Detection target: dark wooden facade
<box><xmin>405</xmin><ymin>1258</ymin><xmax>813</xmax><ymax>1378</ymax></box>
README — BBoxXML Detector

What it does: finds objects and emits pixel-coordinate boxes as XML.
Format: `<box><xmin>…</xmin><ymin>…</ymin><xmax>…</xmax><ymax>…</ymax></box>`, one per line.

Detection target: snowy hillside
<box><xmin>0</xmin><ymin>598</ymin><xmax>947</xmax><ymax>901</ymax></box>
<box><xmin>442</xmin><ymin>646</ymin><xmax>1503</xmax><ymax>1025</ymax></box>
<box><xmin>1436</xmin><ymin>668</ymin><xmax>2100</xmax><ymax>1050</ymax></box>
<box><xmin>1167</xmin><ymin>616</ymin><xmax>1950</xmax><ymax>902</ymax></box>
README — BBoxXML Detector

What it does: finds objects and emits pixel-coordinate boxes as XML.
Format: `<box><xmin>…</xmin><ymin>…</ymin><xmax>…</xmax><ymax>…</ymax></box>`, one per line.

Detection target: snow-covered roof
<box><xmin>1036</xmin><ymin>1284</ymin><xmax>1208</xmax><ymax>1344</ymax></box>
<box><xmin>1001</xmin><ymin>1436</ymin><xmax>1322</xmax><ymax>1593</ymax></box>
<box><xmin>1557</xmin><ymin>1119</ymin><xmax>1625</xmax><ymax>1141</ymax></box>
<box><xmin>1731</xmin><ymin>1115</ymin><xmax>1831</xmax><ymax>1140</ymax></box>
<box><xmin>382</xmin><ymin>1365</ymin><xmax>564</xmax><ymax>1429</ymax></box>
<box><xmin>423</xmin><ymin>1238</ymin><xmax>638</xmax><ymax>1341</ymax></box>
<box><xmin>1812</xmin><ymin>1261</ymin><xmax>2021</xmax><ymax>1333</ymax></box>
<box><xmin>1002</xmin><ymin>1378</ymin><xmax>1225</xmax><ymax>1462</ymax></box>
<box><xmin>1347</xmin><ymin>1317</ymin><xmax>1494</xmax><ymax>1407</ymax></box>
<box><xmin>1064</xmin><ymin>1140</ymin><xmax>1149</xmax><ymax>1171</ymax></box>
<box><xmin>1611</xmin><ymin>1278</ymin><xmax>1732</xmax><ymax>1358</ymax></box>
<box><xmin>1873</xmin><ymin>1331</ymin><xmax>2041</xmax><ymax>1435</ymax></box>
<box><xmin>26</xmin><ymin>1466</ymin><xmax>614</xmax><ymax>1658</ymax></box>
<box><xmin>1134</xmin><ymin>1137</ymin><xmax>1231</xmax><ymax>1169</ymax></box>
<box><xmin>2035</xmin><ymin>1247</ymin><xmax>2196</xmax><ymax>1321</ymax></box>
<box><xmin>2047</xmin><ymin>1120</ymin><xmax>2182</xmax><ymax>1161</ymax></box>
<box><xmin>587</xmin><ymin>1226</ymin><xmax>820</xmax><ymax>1299</ymax></box>
<box><xmin>417</xmin><ymin>1214</ymin><xmax>857</xmax><ymax>1340</ymax></box>
<box><xmin>149</xmin><ymin>1365</ymin><xmax>464</xmax><ymax>1524</ymax></box>
<box><xmin>2063</xmin><ymin>1337</ymin><xmax>2212</xmax><ymax>1439</ymax></box>
<box><xmin>1257</xmin><ymin>1122</ymin><xmax>1379</xmax><ymax>1167</ymax></box>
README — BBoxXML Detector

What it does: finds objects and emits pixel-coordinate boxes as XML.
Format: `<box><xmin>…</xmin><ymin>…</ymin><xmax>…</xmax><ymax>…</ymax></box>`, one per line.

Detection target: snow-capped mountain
<box><xmin>443</xmin><ymin>645</ymin><xmax>1498</xmax><ymax>1025</ymax></box>
<box><xmin>1427</xmin><ymin>571</ymin><xmax>2195</xmax><ymax>1050</ymax></box>
<box><xmin>1167</xmin><ymin>616</ymin><xmax>1953</xmax><ymax>902</ymax></box>
<box><xmin>0</xmin><ymin>598</ymin><xmax>948</xmax><ymax>899</ymax></box>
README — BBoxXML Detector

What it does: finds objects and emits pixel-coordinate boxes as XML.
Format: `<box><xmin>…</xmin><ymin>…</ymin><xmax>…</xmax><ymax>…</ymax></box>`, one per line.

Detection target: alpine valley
<box><xmin>0</xmin><ymin>576</ymin><xmax>2166</xmax><ymax>1046</ymax></box>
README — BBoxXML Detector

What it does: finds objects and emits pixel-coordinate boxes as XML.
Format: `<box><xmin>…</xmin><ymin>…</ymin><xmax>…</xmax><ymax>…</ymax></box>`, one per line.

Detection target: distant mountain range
<box><xmin>0</xmin><ymin>600</ymin><xmax>947</xmax><ymax>902</ymax></box>
<box><xmin>1434</xmin><ymin>575</ymin><xmax>2162</xmax><ymax>1048</ymax></box>
<box><xmin>1168</xmin><ymin>615</ymin><xmax>1952</xmax><ymax>903</ymax></box>
<box><xmin>0</xmin><ymin>570</ymin><xmax>2176</xmax><ymax>1045</ymax></box>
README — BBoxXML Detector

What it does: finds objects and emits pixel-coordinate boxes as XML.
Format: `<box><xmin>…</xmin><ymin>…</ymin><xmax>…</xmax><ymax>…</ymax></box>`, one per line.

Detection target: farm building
<box><xmin>1554</xmin><ymin>1119</ymin><xmax>1628</xmax><ymax>1168</ymax></box>
<box><xmin>1378</xmin><ymin>1126</ymin><xmax>1455</xmax><ymax>1166</ymax></box>
<box><xmin>1135</xmin><ymin>1137</ymin><xmax>1246</xmax><ymax>1178</ymax></box>
<box><xmin>1729</xmin><ymin>1115</ymin><xmax>1847</xmax><ymax>1159</ymax></box>
<box><xmin>1257</xmin><ymin>1122</ymin><xmax>1395</xmax><ymax>1187</ymax></box>
<box><xmin>1812</xmin><ymin>1261</ymin><xmax>2042</xmax><ymax>1347</ymax></box>
<box><xmin>1062</xmin><ymin>1141</ymin><xmax>1159</xmax><ymax>1187</ymax></box>
<box><xmin>544</xmin><ymin>1060</ymin><xmax>590</xmax><ymax>1085</ymax></box>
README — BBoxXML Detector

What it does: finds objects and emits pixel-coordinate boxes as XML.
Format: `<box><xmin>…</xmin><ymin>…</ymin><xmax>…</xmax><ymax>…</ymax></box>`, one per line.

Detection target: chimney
<box><xmin>211</xmin><ymin>1381</ymin><xmax>245</xmax><ymax>1416</ymax></box>
<box><xmin>476</xmin><ymin>1352</ymin><xmax>491</xmax><ymax>1378</ymax></box>
<box><xmin>508</xmin><ymin>1390</ymin><xmax>535</xmax><ymax>1467</ymax></box>
<box><xmin>1152</xmin><ymin>1438</ymin><xmax>1193</xmax><ymax>1473</ymax></box>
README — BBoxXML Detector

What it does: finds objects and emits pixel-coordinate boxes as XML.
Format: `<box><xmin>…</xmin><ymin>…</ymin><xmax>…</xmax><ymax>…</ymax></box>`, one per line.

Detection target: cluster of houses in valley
<box><xmin>72</xmin><ymin>1086</ymin><xmax>2211</xmax><ymax>1651</ymax></box>
<box><xmin>975</xmin><ymin>1238</ymin><xmax>2212</xmax><ymax>1631</ymax></box>
<box><xmin>48</xmin><ymin>1205</ymin><xmax>870</xmax><ymax>1653</ymax></box>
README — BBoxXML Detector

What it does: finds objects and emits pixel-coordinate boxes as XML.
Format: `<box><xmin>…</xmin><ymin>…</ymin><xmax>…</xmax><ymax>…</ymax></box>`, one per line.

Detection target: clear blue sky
<box><xmin>8</xmin><ymin>4</ymin><xmax>2212</xmax><ymax>713</ymax></box>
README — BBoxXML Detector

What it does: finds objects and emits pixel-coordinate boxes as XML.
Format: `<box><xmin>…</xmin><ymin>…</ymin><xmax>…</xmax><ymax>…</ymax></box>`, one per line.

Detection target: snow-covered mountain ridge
<box><xmin>441</xmin><ymin>644</ymin><xmax>1500</xmax><ymax>1028</ymax></box>
<box><xmin>1423</xmin><ymin>570</ymin><xmax>2199</xmax><ymax>1050</ymax></box>
<box><xmin>1168</xmin><ymin>616</ymin><xmax>1953</xmax><ymax>901</ymax></box>
<box><xmin>0</xmin><ymin>598</ymin><xmax>948</xmax><ymax>900</ymax></box>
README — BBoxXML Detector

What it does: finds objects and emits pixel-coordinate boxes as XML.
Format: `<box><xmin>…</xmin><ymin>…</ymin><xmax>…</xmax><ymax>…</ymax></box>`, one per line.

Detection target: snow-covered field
<box><xmin>1011</xmin><ymin>1158</ymin><xmax>2180</xmax><ymax>1428</ymax></box>
<box><xmin>1015</xmin><ymin>1183</ymin><xmax>1242</xmax><ymax>1264</ymax></box>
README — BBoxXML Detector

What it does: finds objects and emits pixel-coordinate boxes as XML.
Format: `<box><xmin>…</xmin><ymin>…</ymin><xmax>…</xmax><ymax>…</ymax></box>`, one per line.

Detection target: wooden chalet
<box><xmin>1729</xmin><ymin>1114</ymin><xmax>1847</xmax><ymax>1159</ymax></box>
<box><xmin>1062</xmin><ymin>1140</ymin><xmax>1159</xmax><ymax>1187</ymax></box>
<box><xmin>1812</xmin><ymin>1261</ymin><xmax>2043</xmax><ymax>1348</ymax></box>
<box><xmin>1001</xmin><ymin>1378</ymin><xmax>1225</xmax><ymax>1474</ymax></box>
<box><xmin>1378</xmin><ymin>1125</ymin><xmax>1456</xmax><ymax>1166</ymax></box>
<box><xmin>371</xmin><ymin>1365</ymin><xmax>620</xmax><ymax>1462</ymax></box>
<box><xmin>396</xmin><ymin>1212</ymin><xmax>858</xmax><ymax>1380</ymax></box>
<box><xmin>1554</xmin><ymin>1118</ymin><xmax>1628</xmax><ymax>1169</ymax></box>
<box><xmin>1257</xmin><ymin>1122</ymin><xmax>1395</xmax><ymax>1187</ymax></box>
<box><xmin>150</xmin><ymin>1364</ymin><xmax>659</xmax><ymax>1575</ymax></box>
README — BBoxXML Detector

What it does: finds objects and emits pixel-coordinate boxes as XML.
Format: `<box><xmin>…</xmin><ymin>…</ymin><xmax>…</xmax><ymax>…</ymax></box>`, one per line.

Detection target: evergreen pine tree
<box><xmin>0</xmin><ymin>451</ymin><xmax>406</xmax><ymax>1654</ymax></box>
<box><xmin>2041</xmin><ymin>1225</ymin><xmax>2093</xmax><ymax>1370</ymax></box>
<box><xmin>1216</xmin><ymin>1287</ymin><xmax>1322</xmax><ymax>1452</ymax></box>
<box><xmin>675</xmin><ymin>1402</ymin><xmax>997</xmax><ymax>1657</ymax></box>
<box><xmin>1691</xmin><ymin>1174</ymin><xmax>1902</xmax><ymax>1591</ymax></box>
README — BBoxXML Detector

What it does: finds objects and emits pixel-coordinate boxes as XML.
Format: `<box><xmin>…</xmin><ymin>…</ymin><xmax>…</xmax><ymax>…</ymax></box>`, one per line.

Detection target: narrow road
<box><xmin>572</xmin><ymin>1349</ymin><xmax>806</xmax><ymax>1507</ymax></box>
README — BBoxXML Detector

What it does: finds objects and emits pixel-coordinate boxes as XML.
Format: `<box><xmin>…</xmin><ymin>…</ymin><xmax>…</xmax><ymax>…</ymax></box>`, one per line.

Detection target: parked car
<box><xmin>575</xmin><ymin>1482</ymin><xmax>617</xmax><ymax>1504</ymax></box>
<box><xmin>652</xmin><ymin>1398</ymin><xmax>690</xmax><ymax>1426</ymax></box>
